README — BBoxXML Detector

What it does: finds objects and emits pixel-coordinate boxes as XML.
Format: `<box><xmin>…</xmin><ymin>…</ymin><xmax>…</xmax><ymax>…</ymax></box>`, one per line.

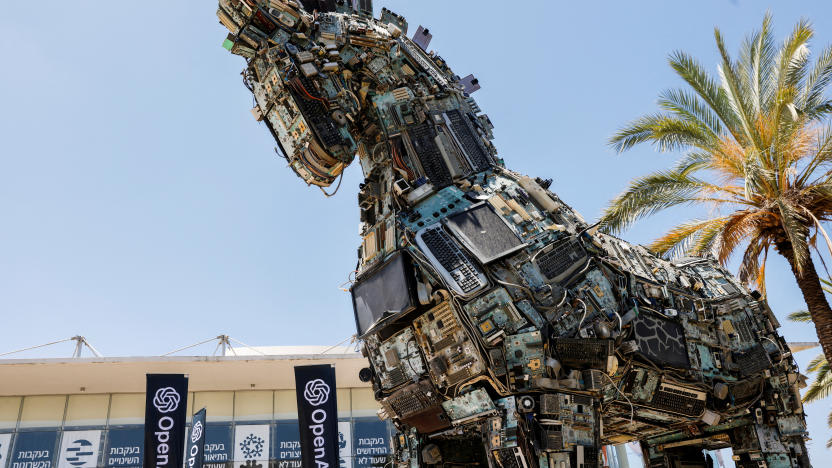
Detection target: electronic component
<box><xmin>365</xmin><ymin>327</ymin><xmax>426</xmax><ymax>390</ymax></box>
<box><xmin>649</xmin><ymin>382</ymin><xmax>706</xmax><ymax>418</ymax></box>
<box><xmin>444</xmin><ymin>203</ymin><xmax>526</xmax><ymax>264</ymax></box>
<box><xmin>734</xmin><ymin>343</ymin><xmax>772</xmax><ymax>377</ymax></box>
<box><xmin>413</xmin><ymin>301</ymin><xmax>486</xmax><ymax>387</ymax></box>
<box><xmin>441</xmin><ymin>388</ymin><xmax>497</xmax><ymax>423</ymax></box>
<box><xmin>443</xmin><ymin>109</ymin><xmax>491</xmax><ymax>172</ymax></box>
<box><xmin>505</xmin><ymin>331</ymin><xmax>544</xmax><ymax>391</ymax></box>
<box><xmin>631</xmin><ymin>310</ymin><xmax>691</xmax><ymax>369</ymax></box>
<box><xmin>412</xmin><ymin>25</ymin><xmax>432</xmax><ymax>50</ymax></box>
<box><xmin>351</xmin><ymin>251</ymin><xmax>417</xmax><ymax>336</ymax></box>
<box><xmin>415</xmin><ymin>224</ymin><xmax>487</xmax><ymax>296</ymax></box>
<box><xmin>382</xmin><ymin>380</ymin><xmax>451</xmax><ymax>433</ymax></box>
<box><xmin>463</xmin><ymin>287</ymin><xmax>529</xmax><ymax>341</ymax></box>
<box><xmin>552</xmin><ymin>338</ymin><xmax>613</xmax><ymax>370</ymax></box>
<box><xmin>492</xmin><ymin>447</ymin><xmax>529</xmax><ymax>468</ymax></box>
<box><xmin>625</xmin><ymin>369</ymin><xmax>706</xmax><ymax>418</ymax></box>
<box><xmin>407</xmin><ymin>121</ymin><xmax>452</xmax><ymax>188</ymax></box>
<box><xmin>535</xmin><ymin>236</ymin><xmax>588</xmax><ymax>283</ymax></box>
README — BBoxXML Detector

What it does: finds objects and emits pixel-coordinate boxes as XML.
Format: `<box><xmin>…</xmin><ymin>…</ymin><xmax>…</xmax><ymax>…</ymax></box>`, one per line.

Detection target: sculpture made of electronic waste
<box><xmin>217</xmin><ymin>1</ymin><xmax>812</xmax><ymax>466</ymax></box>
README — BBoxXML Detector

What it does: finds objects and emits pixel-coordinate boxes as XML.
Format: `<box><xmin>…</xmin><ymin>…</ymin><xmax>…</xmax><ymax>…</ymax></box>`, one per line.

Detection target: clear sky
<box><xmin>2</xmin><ymin>0</ymin><xmax>831</xmax><ymax>462</ymax></box>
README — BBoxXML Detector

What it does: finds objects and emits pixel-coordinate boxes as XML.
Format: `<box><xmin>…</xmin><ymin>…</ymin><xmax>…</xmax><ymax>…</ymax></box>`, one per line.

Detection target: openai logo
<box><xmin>190</xmin><ymin>421</ymin><xmax>203</xmax><ymax>443</ymax></box>
<box><xmin>153</xmin><ymin>387</ymin><xmax>181</xmax><ymax>413</ymax></box>
<box><xmin>303</xmin><ymin>379</ymin><xmax>330</xmax><ymax>406</ymax></box>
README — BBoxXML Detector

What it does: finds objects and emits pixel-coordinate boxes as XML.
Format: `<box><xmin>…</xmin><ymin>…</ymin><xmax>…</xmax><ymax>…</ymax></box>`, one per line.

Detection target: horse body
<box><xmin>217</xmin><ymin>1</ymin><xmax>812</xmax><ymax>466</ymax></box>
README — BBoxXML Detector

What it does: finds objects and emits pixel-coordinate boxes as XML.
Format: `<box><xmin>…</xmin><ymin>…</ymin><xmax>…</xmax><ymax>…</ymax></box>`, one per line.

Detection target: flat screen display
<box><xmin>632</xmin><ymin>311</ymin><xmax>690</xmax><ymax>368</ymax></box>
<box><xmin>351</xmin><ymin>252</ymin><xmax>416</xmax><ymax>336</ymax></box>
<box><xmin>444</xmin><ymin>203</ymin><xmax>525</xmax><ymax>263</ymax></box>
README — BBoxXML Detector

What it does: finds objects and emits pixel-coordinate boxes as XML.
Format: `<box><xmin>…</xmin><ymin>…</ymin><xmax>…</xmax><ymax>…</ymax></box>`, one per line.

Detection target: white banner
<box><xmin>234</xmin><ymin>425</ymin><xmax>270</xmax><ymax>466</ymax></box>
<box><xmin>0</xmin><ymin>433</ymin><xmax>11</xmax><ymax>465</ymax></box>
<box><xmin>338</xmin><ymin>421</ymin><xmax>352</xmax><ymax>468</ymax></box>
<box><xmin>58</xmin><ymin>430</ymin><xmax>102</xmax><ymax>468</ymax></box>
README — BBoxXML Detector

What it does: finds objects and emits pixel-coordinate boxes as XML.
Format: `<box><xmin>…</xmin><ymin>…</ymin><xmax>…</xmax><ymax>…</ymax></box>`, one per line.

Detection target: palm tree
<box><xmin>599</xmin><ymin>14</ymin><xmax>832</xmax><ymax>363</ymax></box>
<box><xmin>789</xmin><ymin>308</ymin><xmax>832</xmax><ymax>448</ymax></box>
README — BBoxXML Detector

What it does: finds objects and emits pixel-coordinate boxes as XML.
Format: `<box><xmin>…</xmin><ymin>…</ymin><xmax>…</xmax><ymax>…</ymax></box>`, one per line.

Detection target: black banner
<box><xmin>144</xmin><ymin>374</ymin><xmax>189</xmax><ymax>468</ymax></box>
<box><xmin>185</xmin><ymin>408</ymin><xmax>207</xmax><ymax>468</ymax></box>
<box><xmin>294</xmin><ymin>364</ymin><xmax>339</xmax><ymax>468</ymax></box>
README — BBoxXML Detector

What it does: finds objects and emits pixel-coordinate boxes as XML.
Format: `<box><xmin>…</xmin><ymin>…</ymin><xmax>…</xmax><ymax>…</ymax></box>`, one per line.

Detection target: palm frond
<box><xmin>714</xmin><ymin>210</ymin><xmax>764</xmax><ymax>264</ymax></box>
<box><xmin>648</xmin><ymin>218</ymin><xmax>727</xmax><ymax>258</ymax></box>
<box><xmin>658</xmin><ymin>88</ymin><xmax>724</xmax><ymax>137</ymax></box>
<box><xmin>737</xmin><ymin>235</ymin><xmax>770</xmax><ymax>293</ymax></box>
<box><xmin>609</xmin><ymin>114</ymin><xmax>717</xmax><ymax>153</ymax></box>
<box><xmin>788</xmin><ymin>310</ymin><xmax>813</xmax><ymax>322</ymax></box>
<box><xmin>775</xmin><ymin>18</ymin><xmax>813</xmax><ymax>94</ymax></box>
<box><xmin>807</xmin><ymin>354</ymin><xmax>827</xmax><ymax>373</ymax></box>
<box><xmin>741</xmin><ymin>13</ymin><xmax>777</xmax><ymax>115</ymax></box>
<box><xmin>715</xmin><ymin>28</ymin><xmax>763</xmax><ymax>150</ymax></box>
<box><xmin>802</xmin><ymin>356</ymin><xmax>831</xmax><ymax>402</ymax></box>
<box><xmin>599</xmin><ymin>170</ymin><xmax>730</xmax><ymax>235</ymax></box>
<box><xmin>667</xmin><ymin>50</ymin><xmax>744</xmax><ymax>144</ymax></box>
<box><xmin>802</xmin><ymin>44</ymin><xmax>832</xmax><ymax>116</ymax></box>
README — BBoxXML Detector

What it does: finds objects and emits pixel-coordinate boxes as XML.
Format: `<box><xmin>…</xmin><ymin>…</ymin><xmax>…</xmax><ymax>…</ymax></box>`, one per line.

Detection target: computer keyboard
<box><xmin>444</xmin><ymin>109</ymin><xmax>491</xmax><ymax>172</ymax></box>
<box><xmin>536</xmin><ymin>237</ymin><xmax>588</xmax><ymax>282</ymax></box>
<box><xmin>648</xmin><ymin>383</ymin><xmax>706</xmax><ymax>417</ymax></box>
<box><xmin>552</xmin><ymin>338</ymin><xmax>613</xmax><ymax>369</ymax></box>
<box><xmin>493</xmin><ymin>447</ymin><xmax>528</xmax><ymax>468</ymax></box>
<box><xmin>409</xmin><ymin>121</ymin><xmax>453</xmax><ymax>188</ymax></box>
<box><xmin>416</xmin><ymin>224</ymin><xmax>487</xmax><ymax>296</ymax></box>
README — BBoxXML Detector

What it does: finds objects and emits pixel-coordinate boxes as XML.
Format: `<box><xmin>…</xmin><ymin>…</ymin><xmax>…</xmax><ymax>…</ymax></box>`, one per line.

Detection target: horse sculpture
<box><xmin>216</xmin><ymin>1</ymin><xmax>812</xmax><ymax>466</ymax></box>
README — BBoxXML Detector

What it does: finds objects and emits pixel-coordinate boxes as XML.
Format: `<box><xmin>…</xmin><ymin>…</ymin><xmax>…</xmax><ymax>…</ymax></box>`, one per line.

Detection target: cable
<box><xmin>319</xmin><ymin>170</ymin><xmax>344</xmax><ymax>197</ymax></box>
<box><xmin>600</xmin><ymin>371</ymin><xmax>635</xmax><ymax>429</ymax></box>
<box><xmin>0</xmin><ymin>338</ymin><xmax>74</xmax><ymax>358</ymax></box>
<box><xmin>575</xmin><ymin>299</ymin><xmax>588</xmax><ymax>333</ymax></box>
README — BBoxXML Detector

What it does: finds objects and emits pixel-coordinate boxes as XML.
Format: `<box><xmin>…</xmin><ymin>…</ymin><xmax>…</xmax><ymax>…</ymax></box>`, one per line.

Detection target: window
<box><xmin>64</xmin><ymin>394</ymin><xmax>109</xmax><ymax>428</ymax></box>
<box><xmin>233</xmin><ymin>391</ymin><xmax>273</xmax><ymax>422</ymax></box>
<box><xmin>0</xmin><ymin>396</ymin><xmax>21</xmax><ymax>430</ymax></box>
<box><xmin>274</xmin><ymin>390</ymin><xmax>297</xmax><ymax>421</ymax></box>
<box><xmin>337</xmin><ymin>389</ymin><xmax>351</xmax><ymax>419</ymax></box>
<box><xmin>193</xmin><ymin>392</ymin><xmax>234</xmax><ymax>422</ymax></box>
<box><xmin>18</xmin><ymin>395</ymin><xmax>65</xmax><ymax>429</ymax></box>
<box><xmin>350</xmin><ymin>388</ymin><xmax>378</xmax><ymax>418</ymax></box>
<box><xmin>108</xmin><ymin>394</ymin><xmax>144</xmax><ymax>426</ymax></box>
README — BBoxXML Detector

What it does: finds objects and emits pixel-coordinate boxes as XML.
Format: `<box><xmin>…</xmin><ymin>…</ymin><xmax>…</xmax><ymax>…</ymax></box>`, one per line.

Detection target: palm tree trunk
<box><xmin>776</xmin><ymin>240</ymin><xmax>832</xmax><ymax>364</ymax></box>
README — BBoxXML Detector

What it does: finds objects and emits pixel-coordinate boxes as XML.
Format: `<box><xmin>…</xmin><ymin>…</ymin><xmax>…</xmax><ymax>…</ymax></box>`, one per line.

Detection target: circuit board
<box><xmin>366</xmin><ymin>326</ymin><xmax>426</xmax><ymax>390</ymax></box>
<box><xmin>413</xmin><ymin>301</ymin><xmax>485</xmax><ymax>388</ymax></box>
<box><xmin>505</xmin><ymin>331</ymin><xmax>544</xmax><ymax>392</ymax></box>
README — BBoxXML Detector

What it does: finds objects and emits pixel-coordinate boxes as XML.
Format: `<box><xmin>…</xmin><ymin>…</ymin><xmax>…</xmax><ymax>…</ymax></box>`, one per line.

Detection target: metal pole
<box><xmin>615</xmin><ymin>444</ymin><xmax>631</xmax><ymax>468</ymax></box>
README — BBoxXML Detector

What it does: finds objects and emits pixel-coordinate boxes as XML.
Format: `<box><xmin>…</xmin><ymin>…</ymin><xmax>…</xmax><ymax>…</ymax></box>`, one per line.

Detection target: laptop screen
<box><xmin>351</xmin><ymin>252</ymin><xmax>416</xmax><ymax>336</ymax></box>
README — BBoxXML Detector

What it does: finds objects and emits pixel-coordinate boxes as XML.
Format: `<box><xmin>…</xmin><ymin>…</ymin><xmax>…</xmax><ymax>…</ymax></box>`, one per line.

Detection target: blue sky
<box><xmin>2</xmin><ymin>0</ymin><xmax>831</xmax><ymax>461</ymax></box>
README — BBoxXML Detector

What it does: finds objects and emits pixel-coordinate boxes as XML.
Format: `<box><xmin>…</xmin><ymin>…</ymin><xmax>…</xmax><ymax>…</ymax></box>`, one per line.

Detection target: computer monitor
<box><xmin>444</xmin><ymin>203</ymin><xmax>526</xmax><ymax>264</ymax></box>
<box><xmin>351</xmin><ymin>251</ymin><xmax>417</xmax><ymax>337</ymax></box>
<box><xmin>632</xmin><ymin>311</ymin><xmax>690</xmax><ymax>368</ymax></box>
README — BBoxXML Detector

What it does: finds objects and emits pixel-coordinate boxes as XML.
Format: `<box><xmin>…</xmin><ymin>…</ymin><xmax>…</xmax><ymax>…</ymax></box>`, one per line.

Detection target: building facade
<box><xmin>0</xmin><ymin>346</ymin><xmax>392</xmax><ymax>468</ymax></box>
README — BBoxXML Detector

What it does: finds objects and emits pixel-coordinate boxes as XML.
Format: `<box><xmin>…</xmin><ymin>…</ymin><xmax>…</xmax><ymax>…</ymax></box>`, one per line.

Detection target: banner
<box><xmin>105</xmin><ymin>428</ymin><xmax>142</xmax><ymax>467</ymax></box>
<box><xmin>201</xmin><ymin>424</ymin><xmax>232</xmax><ymax>468</ymax></box>
<box><xmin>233</xmin><ymin>425</ymin><xmax>270</xmax><ymax>467</ymax></box>
<box><xmin>10</xmin><ymin>431</ymin><xmax>58</xmax><ymax>467</ymax></box>
<box><xmin>185</xmin><ymin>408</ymin><xmax>207</xmax><ymax>468</ymax></box>
<box><xmin>294</xmin><ymin>364</ymin><xmax>339</xmax><ymax>468</ymax></box>
<box><xmin>58</xmin><ymin>430</ymin><xmax>102</xmax><ymax>468</ymax></box>
<box><xmin>0</xmin><ymin>433</ymin><xmax>11</xmax><ymax>466</ymax></box>
<box><xmin>144</xmin><ymin>374</ymin><xmax>188</xmax><ymax>468</ymax></box>
<box><xmin>338</xmin><ymin>421</ymin><xmax>352</xmax><ymax>468</ymax></box>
